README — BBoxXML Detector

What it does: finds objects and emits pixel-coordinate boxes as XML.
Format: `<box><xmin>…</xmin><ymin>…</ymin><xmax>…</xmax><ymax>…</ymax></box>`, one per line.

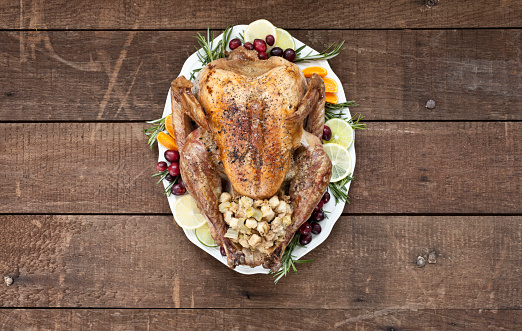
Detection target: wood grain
<box><xmin>1</xmin><ymin>0</ymin><xmax>521</xmax><ymax>30</ymax></box>
<box><xmin>0</xmin><ymin>309</ymin><xmax>520</xmax><ymax>330</ymax></box>
<box><xmin>1</xmin><ymin>29</ymin><xmax>520</xmax><ymax>121</ymax></box>
<box><xmin>1</xmin><ymin>215</ymin><xmax>521</xmax><ymax>309</ymax></box>
<box><xmin>0</xmin><ymin>122</ymin><xmax>519</xmax><ymax>214</ymax></box>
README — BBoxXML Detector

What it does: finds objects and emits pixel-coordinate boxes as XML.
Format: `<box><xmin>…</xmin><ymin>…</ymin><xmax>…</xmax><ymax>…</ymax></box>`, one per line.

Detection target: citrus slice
<box><xmin>244</xmin><ymin>19</ymin><xmax>277</xmax><ymax>44</ymax></box>
<box><xmin>165</xmin><ymin>114</ymin><xmax>175</xmax><ymax>138</ymax></box>
<box><xmin>322</xmin><ymin>143</ymin><xmax>353</xmax><ymax>182</ymax></box>
<box><xmin>157</xmin><ymin>132</ymin><xmax>177</xmax><ymax>150</ymax></box>
<box><xmin>196</xmin><ymin>223</ymin><xmax>217</xmax><ymax>247</ymax></box>
<box><xmin>173</xmin><ymin>195</ymin><xmax>207</xmax><ymax>229</ymax></box>
<box><xmin>302</xmin><ymin>66</ymin><xmax>327</xmax><ymax>78</ymax></box>
<box><xmin>324</xmin><ymin>118</ymin><xmax>354</xmax><ymax>148</ymax></box>
<box><xmin>274</xmin><ymin>28</ymin><xmax>295</xmax><ymax>50</ymax></box>
<box><xmin>325</xmin><ymin>92</ymin><xmax>338</xmax><ymax>104</ymax></box>
<box><xmin>322</xmin><ymin>77</ymin><xmax>338</xmax><ymax>93</ymax></box>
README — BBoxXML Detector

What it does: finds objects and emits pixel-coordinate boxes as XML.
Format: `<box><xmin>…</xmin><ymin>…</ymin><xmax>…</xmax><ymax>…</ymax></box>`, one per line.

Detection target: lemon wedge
<box><xmin>244</xmin><ymin>19</ymin><xmax>277</xmax><ymax>44</ymax></box>
<box><xmin>173</xmin><ymin>195</ymin><xmax>207</xmax><ymax>229</ymax></box>
<box><xmin>324</xmin><ymin>118</ymin><xmax>354</xmax><ymax>148</ymax></box>
<box><xmin>195</xmin><ymin>223</ymin><xmax>217</xmax><ymax>247</ymax></box>
<box><xmin>323</xmin><ymin>143</ymin><xmax>353</xmax><ymax>182</ymax></box>
<box><xmin>274</xmin><ymin>28</ymin><xmax>295</xmax><ymax>50</ymax></box>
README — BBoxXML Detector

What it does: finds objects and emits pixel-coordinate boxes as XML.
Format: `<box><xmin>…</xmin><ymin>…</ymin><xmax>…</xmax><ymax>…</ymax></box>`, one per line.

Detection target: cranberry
<box><xmin>220</xmin><ymin>246</ymin><xmax>226</xmax><ymax>256</ymax></box>
<box><xmin>270</xmin><ymin>47</ymin><xmax>283</xmax><ymax>57</ymax></box>
<box><xmin>229</xmin><ymin>38</ymin><xmax>242</xmax><ymax>50</ymax></box>
<box><xmin>253</xmin><ymin>39</ymin><xmax>267</xmax><ymax>53</ymax></box>
<box><xmin>178</xmin><ymin>177</ymin><xmax>185</xmax><ymax>188</ymax></box>
<box><xmin>165</xmin><ymin>174</ymin><xmax>175</xmax><ymax>182</ymax></box>
<box><xmin>322</xmin><ymin>192</ymin><xmax>331</xmax><ymax>204</ymax></box>
<box><xmin>313</xmin><ymin>210</ymin><xmax>325</xmax><ymax>222</ymax></box>
<box><xmin>168</xmin><ymin>162</ymin><xmax>180</xmax><ymax>177</ymax></box>
<box><xmin>258</xmin><ymin>51</ymin><xmax>268</xmax><ymax>60</ymax></box>
<box><xmin>314</xmin><ymin>200</ymin><xmax>324</xmax><ymax>212</ymax></box>
<box><xmin>311</xmin><ymin>223</ymin><xmax>322</xmax><ymax>235</ymax></box>
<box><xmin>323</xmin><ymin>125</ymin><xmax>332</xmax><ymax>141</ymax></box>
<box><xmin>156</xmin><ymin>161</ymin><xmax>168</xmax><ymax>172</ymax></box>
<box><xmin>265</xmin><ymin>34</ymin><xmax>275</xmax><ymax>46</ymax></box>
<box><xmin>283</xmin><ymin>48</ymin><xmax>296</xmax><ymax>62</ymax></box>
<box><xmin>171</xmin><ymin>183</ymin><xmax>186</xmax><ymax>195</ymax></box>
<box><xmin>299</xmin><ymin>222</ymin><xmax>312</xmax><ymax>236</ymax></box>
<box><xmin>299</xmin><ymin>233</ymin><xmax>312</xmax><ymax>245</ymax></box>
<box><xmin>244</xmin><ymin>42</ymin><xmax>254</xmax><ymax>50</ymax></box>
<box><xmin>164</xmin><ymin>150</ymin><xmax>180</xmax><ymax>163</ymax></box>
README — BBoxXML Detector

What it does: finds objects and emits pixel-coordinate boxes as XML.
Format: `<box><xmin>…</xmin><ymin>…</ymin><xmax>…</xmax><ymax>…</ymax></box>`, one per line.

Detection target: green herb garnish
<box><xmin>295</xmin><ymin>41</ymin><xmax>345</xmax><ymax>63</ymax></box>
<box><xmin>329</xmin><ymin>174</ymin><xmax>354</xmax><ymax>204</ymax></box>
<box><xmin>189</xmin><ymin>26</ymin><xmax>233</xmax><ymax>81</ymax></box>
<box><xmin>270</xmin><ymin>234</ymin><xmax>314</xmax><ymax>284</ymax></box>
<box><xmin>143</xmin><ymin>116</ymin><xmax>166</xmax><ymax>150</ymax></box>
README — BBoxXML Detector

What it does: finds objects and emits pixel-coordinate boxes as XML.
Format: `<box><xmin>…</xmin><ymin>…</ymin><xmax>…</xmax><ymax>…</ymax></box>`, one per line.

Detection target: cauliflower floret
<box><xmin>275</xmin><ymin>200</ymin><xmax>288</xmax><ymax>214</ymax></box>
<box><xmin>268</xmin><ymin>196</ymin><xmax>280</xmax><ymax>209</ymax></box>
<box><xmin>245</xmin><ymin>218</ymin><xmax>258</xmax><ymax>229</ymax></box>
<box><xmin>239</xmin><ymin>196</ymin><xmax>253</xmax><ymax>209</ymax></box>
<box><xmin>220</xmin><ymin>192</ymin><xmax>231</xmax><ymax>203</ymax></box>
<box><xmin>261</xmin><ymin>204</ymin><xmax>275</xmax><ymax>221</ymax></box>
<box><xmin>229</xmin><ymin>201</ymin><xmax>238</xmax><ymax>214</ymax></box>
<box><xmin>257</xmin><ymin>221</ymin><xmax>270</xmax><ymax>235</ymax></box>
<box><xmin>248</xmin><ymin>234</ymin><xmax>262</xmax><ymax>248</ymax></box>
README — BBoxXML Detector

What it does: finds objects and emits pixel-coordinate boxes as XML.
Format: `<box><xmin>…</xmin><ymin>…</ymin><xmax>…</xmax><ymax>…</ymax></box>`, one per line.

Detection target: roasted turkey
<box><xmin>170</xmin><ymin>47</ymin><xmax>332</xmax><ymax>271</ymax></box>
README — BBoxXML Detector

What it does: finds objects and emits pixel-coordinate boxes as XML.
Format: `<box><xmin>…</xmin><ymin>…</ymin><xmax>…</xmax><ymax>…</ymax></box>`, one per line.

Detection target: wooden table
<box><xmin>1</xmin><ymin>1</ymin><xmax>521</xmax><ymax>329</ymax></box>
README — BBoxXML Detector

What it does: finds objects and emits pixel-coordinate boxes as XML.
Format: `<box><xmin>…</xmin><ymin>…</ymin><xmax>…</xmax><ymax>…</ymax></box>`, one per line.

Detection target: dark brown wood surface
<box><xmin>1</xmin><ymin>0</ymin><xmax>521</xmax><ymax>29</ymax></box>
<box><xmin>1</xmin><ymin>29</ymin><xmax>520</xmax><ymax>121</ymax></box>
<box><xmin>0</xmin><ymin>122</ymin><xmax>520</xmax><ymax>214</ymax></box>
<box><xmin>1</xmin><ymin>215</ymin><xmax>521</xmax><ymax>309</ymax></box>
<box><xmin>1</xmin><ymin>0</ymin><xmax>520</xmax><ymax>329</ymax></box>
<box><xmin>0</xmin><ymin>309</ymin><xmax>519</xmax><ymax>330</ymax></box>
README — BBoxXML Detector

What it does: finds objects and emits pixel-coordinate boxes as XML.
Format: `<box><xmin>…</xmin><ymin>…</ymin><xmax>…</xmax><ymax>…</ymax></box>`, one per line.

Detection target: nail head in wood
<box><xmin>426</xmin><ymin>0</ymin><xmax>436</xmax><ymax>7</ymax></box>
<box><xmin>416</xmin><ymin>256</ymin><xmax>426</xmax><ymax>267</ymax></box>
<box><xmin>425</xmin><ymin>99</ymin><xmax>436</xmax><ymax>109</ymax></box>
<box><xmin>428</xmin><ymin>251</ymin><xmax>437</xmax><ymax>264</ymax></box>
<box><xmin>4</xmin><ymin>276</ymin><xmax>13</xmax><ymax>286</ymax></box>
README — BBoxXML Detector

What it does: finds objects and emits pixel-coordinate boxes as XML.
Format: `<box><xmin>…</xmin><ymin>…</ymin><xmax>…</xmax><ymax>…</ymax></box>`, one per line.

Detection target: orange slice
<box><xmin>165</xmin><ymin>114</ymin><xmax>175</xmax><ymax>138</ymax></box>
<box><xmin>302</xmin><ymin>66</ymin><xmax>327</xmax><ymax>78</ymax></box>
<box><xmin>325</xmin><ymin>92</ymin><xmax>338</xmax><ymax>104</ymax></box>
<box><xmin>157</xmin><ymin>132</ymin><xmax>177</xmax><ymax>150</ymax></box>
<box><xmin>323</xmin><ymin>77</ymin><xmax>338</xmax><ymax>93</ymax></box>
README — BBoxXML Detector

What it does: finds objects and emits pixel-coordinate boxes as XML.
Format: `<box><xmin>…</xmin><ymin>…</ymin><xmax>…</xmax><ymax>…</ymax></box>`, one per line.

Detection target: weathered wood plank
<box><xmin>0</xmin><ymin>215</ymin><xmax>521</xmax><ymax>309</ymax></box>
<box><xmin>1</xmin><ymin>0</ymin><xmax>521</xmax><ymax>30</ymax></box>
<box><xmin>0</xmin><ymin>122</ymin><xmax>519</xmax><ymax>214</ymax></box>
<box><xmin>1</xmin><ymin>30</ymin><xmax>520</xmax><ymax>121</ymax></box>
<box><xmin>0</xmin><ymin>309</ymin><xmax>520</xmax><ymax>330</ymax></box>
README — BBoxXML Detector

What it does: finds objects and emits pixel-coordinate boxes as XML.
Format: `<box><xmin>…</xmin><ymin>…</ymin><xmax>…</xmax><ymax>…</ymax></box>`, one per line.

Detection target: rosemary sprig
<box><xmin>295</xmin><ymin>41</ymin><xmax>345</xmax><ymax>63</ymax></box>
<box><xmin>143</xmin><ymin>116</ymin><xmax>166</xmax><ymax>150</ymax></box>
<box><xmin>152</xmin><ymin>170</ymin><xmax>180</xmax><ymax>197</ymax></box>
<box><xmin>189</xmin><ymin>26</ymin><xmax>233</xmax><ymax>81</ymax></box>
<box><xmin>328</xmin><ymin>174</ymin><xmax>354</xmax><ymax>204</ymax></box>
<box><xmin>325</xmin><ymin>101</ymin><xmax>358</xmax><ymax>120</ymax></box>
<box><xmin>269</xmin><ymin>234</ymin><xmax>314</xmax><ymax>284</ymax></box>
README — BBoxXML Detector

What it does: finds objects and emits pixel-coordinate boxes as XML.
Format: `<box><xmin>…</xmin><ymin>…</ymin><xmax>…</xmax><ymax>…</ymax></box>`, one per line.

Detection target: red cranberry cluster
<box><xmin>155</xmin><ymin>149</ymin><xmax>186</xmax><ymax>196</ymax></box>
<box><xmin>229</xmin><ymin>35</ymin><xmax>297</xmax><ymax>62</ymax></box>
<box><xmin>297</xmin><ymin>191</ymin><xmax>330</xmax><ymax>245</ymax></box>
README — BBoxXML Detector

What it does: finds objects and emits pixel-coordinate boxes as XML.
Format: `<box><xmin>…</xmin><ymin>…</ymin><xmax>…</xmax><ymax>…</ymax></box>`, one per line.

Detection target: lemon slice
<box><xmin>173</xmin><ymin>195</ymin><xmax>207</xmax><ymax>229</ymax></box>
<box><xmin>244</xmin><ymin>19</ymin><xmax>277</xmax><ymax>44</ymax></box>
<box><xmin>323</xmin><ymin>143</ymin><xmax>353</xmax><ymax>182</ymax></box>
<box><xmin>324</xmin><ymin>118</ymin><xmax>355</xmax><ymax>148</ymax></box>
<box><xmin>275</xmin><ymin>28</ymin><xmax>295</xmax><ymax>50</ymax></box>
<box><xmin>195</xmin><ymin>223</ymin><xmax>217</xmax><ymax>247</ymax></box>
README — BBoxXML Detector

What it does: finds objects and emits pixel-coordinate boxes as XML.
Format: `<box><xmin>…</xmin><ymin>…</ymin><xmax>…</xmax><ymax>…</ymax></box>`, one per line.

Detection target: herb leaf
<box><xmin>295</xmin><ymin>41</ymin><xmax>345</xmax><ymax>63</ymax></box>
<box><xmin>269</xmin><ymin>234</ymin><xmax>313</xmax><ymax>284</ymax></box>
<box><xmin>143</xmin><ymin>116</ymin><xmax>166</xmax><ymax>150</ymax></box>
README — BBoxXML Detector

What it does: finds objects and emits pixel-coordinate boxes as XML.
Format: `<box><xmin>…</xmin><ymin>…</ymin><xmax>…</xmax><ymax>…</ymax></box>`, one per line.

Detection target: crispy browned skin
<box><xmin>170</xmin><ymin>47</ymin><xmax>332</xmax><ymax>270</ymax></box>
<box><xmin>195</xmin><ymin>50</ymin><xmax>306</xmax><ymax>199</ymax></box>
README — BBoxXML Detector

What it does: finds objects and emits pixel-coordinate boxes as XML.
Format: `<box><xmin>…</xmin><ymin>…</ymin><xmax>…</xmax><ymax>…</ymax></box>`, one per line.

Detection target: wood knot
<box><xmin>4</xmin><ymin>91</ymin><xmax>14</xmax><ymax>97</ymax></box>
<box><xmin>425</xmin><ymin>0</ymin><xmax>437</xmax><ymax>7</ymax></box>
